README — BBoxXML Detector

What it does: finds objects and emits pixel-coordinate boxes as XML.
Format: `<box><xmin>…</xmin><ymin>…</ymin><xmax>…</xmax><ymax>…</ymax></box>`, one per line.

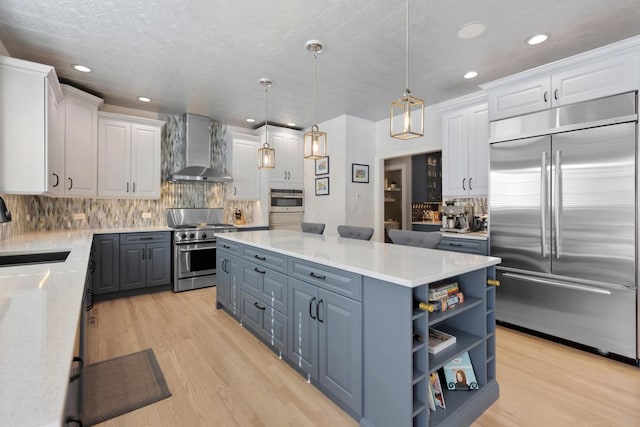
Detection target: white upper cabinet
<box><xmin>442</xmin><ymin>103</ymin><xmax>489</xmax><ymax>197</ymax></box>
<box><xmin>258</xmin><ymin>126</ymin><xmax>303</xmax><ymax>186</ymax></box>
<box><xmin>227</xmin><ymin>133</ymin><xmax>261</xmax><ymax>200</ymax></box>
<box><xmin>98</xmin><ymin>112</ymin><xmax>164</xmax><ymax>199</ymax></box>
<box><xmin>486</xmin><ymin>49</ymin><xmax>639</xmax><ymax>121</ymax></box>
<box><xmin>51</xmin><ymin>84</ymin><xmax>104</xmax><ymax>197</ymax></box>
<box><xmin>0</xmin><ymin>56</ymin><xmax>62</xmax><ymax>194</ymax></box>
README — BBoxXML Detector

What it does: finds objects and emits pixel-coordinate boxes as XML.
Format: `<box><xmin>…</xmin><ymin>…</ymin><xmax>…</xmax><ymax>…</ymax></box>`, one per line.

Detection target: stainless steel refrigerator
<box><xmin>489</xmin><ymin>92</ymin><xmax>638</xmax><ymax>359</ymax></box>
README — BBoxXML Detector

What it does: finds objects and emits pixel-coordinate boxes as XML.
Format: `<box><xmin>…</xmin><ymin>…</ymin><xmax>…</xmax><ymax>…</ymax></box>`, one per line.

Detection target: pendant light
<box><xmin>258</xmin><ymin>78</ymin><xmax>275</xmax><ymax>169</ymax></box>
<box><xmin>390</xmin><ymin>0</ymin><xmax>424</xmax><ymax>139</ymax></box>
<box><xmin>303</xmin><ymin>40</ymin><xmax>328</xmax><ymax>160</ymax></box>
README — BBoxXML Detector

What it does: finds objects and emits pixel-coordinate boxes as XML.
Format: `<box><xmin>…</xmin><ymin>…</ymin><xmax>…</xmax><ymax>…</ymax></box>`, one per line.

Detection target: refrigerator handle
<box><xmin>554</xmin><ymin>150</ymin><xmax>562</xmax><ymax>259</ymax></box>
<box><xmin>502</xmin><ymin>272</ymin><xmax>612</xmax><ymax>295</ymax></box>
<box><xmin>540</xmin><ymin>152</ymin><xmax>548</xmax><ymax>258</ymax></box>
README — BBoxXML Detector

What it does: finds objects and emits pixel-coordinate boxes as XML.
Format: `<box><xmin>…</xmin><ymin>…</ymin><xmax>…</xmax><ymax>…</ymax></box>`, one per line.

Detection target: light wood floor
<box><xmin>88</xmin><ymin>288</ymin><xmax>640</xmax><ymax>426</ymax></box>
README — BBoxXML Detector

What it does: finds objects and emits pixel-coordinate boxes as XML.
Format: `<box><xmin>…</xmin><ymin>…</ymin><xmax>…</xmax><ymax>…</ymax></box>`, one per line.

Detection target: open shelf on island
<box><xmin>428</xmin><ymin>379</ymin><xmax>499</xmax><ymax>427</ymax></box>
<box><xmin>428</xmin><ymin>327</ymin><xmax>484</xmax><ymax>372</ymax></box>
<box><xmin>428</xmin><ymin>297</ymin><xmax>483</xmax><ymax>327</ymax></box>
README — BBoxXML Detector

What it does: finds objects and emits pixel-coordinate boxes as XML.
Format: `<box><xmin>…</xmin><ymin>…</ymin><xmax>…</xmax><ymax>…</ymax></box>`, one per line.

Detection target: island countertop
<box><xmin>217</xmin><ymin>230</ymin><xmax>501</xmax><ymax>287</ymax></box>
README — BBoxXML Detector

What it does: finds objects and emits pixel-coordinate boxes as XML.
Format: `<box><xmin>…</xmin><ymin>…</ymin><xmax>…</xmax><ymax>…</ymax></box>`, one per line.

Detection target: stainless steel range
<box><xmin>167</xmin><ymin>208</ymin><xmax>236</xmax><ymax>292</ymax></box>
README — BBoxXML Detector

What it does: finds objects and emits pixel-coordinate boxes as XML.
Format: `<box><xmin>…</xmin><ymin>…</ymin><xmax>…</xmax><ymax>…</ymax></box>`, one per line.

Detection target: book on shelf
<box><xmin>428</xmin><ymin>379</ymin><xmax>436</xmax><ymax>411</ymax></box>
<box><xmin>428</xmin><ymin>328</ymin><xmax>456</xmax><ymax>354</ymax></box>
<box><xmin>428</xmin><ymin>281</ymin><xmax>459</xmax><ymax>300</ymax></box>
<box><xmin>430</xmin><ymin>372</ymin><xmax>446</xmax><ymax>409</ymax></box>
<box><xmin>443</xmin><ymin>351</ymin><xmax>478</xmax><ymax>391</ymax></box>
<box><xmin>428</xmin><ymin>291</ymin><xmax>465</xmax><ymax>313</ymax></box>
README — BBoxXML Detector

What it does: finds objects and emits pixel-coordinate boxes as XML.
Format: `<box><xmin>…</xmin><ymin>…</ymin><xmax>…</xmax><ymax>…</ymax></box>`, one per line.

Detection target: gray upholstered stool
<box><xmin>337</xmin><ymin>225</ymin><xmax>374</xmax><ymax>241</ymax></box>
<box><xmin>301</xmin><ymin>222</ymin><xmax>325</xmax><ymax>234</ymax></box>
<box><xmin>388</xmin><ymin>229</ymin><xmax>442</xmax><ymax>248</ymax></box>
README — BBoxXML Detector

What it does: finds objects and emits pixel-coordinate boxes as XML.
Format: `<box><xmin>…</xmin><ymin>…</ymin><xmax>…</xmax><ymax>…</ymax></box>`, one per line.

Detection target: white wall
<box><xmin>345</xmin><ymin>115</ymin><xmax>376</xmax><ymax>228</ymax></box>
<box><xmin>0</xmin><ymin>39</ymin><xmax>9</xmax><ymax>56</ymax></box>
<box><xmin>304</xmin><ymin>115</ymin><xmax>347</xmax><ymax>235</ymax></box>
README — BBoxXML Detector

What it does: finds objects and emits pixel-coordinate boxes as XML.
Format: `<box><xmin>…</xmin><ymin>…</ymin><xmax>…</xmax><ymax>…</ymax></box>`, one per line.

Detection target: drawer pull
<box><xmin>254</xmin><ymin>254</ymin><xmax>267</xmax><ymax>261</ymax></box>
<box><xmin>139</xmin><ymin>237</ymin><xmax>153</xmax><ymax>241</ymax></box>
<box><xmin>309</xmin><ymin>272</ymin><xmax>326</xmax><ymax>280</ymax></box>
<box><xmin>448</xmin><ymin>243</ymin><xmax>463</xmax><ymax>247</ymax></box>
<box><xmin>254</xmin><ymin>301</ymin><xmax>266</xmax><ymax>310</ymax></box>
<box><xmin>254</xmin><ymin>267</ymin><xmax>266</xmax><ymax>274</ymax></box>
<box><xmin>222</xmin><ymin>244</ymin><xmax>231</xmax><ymax>249</ymax></box>
<box><xmin>309</xmin><ymin>296</ymin><xmax>317</xmax><ymax>319</ymax></box>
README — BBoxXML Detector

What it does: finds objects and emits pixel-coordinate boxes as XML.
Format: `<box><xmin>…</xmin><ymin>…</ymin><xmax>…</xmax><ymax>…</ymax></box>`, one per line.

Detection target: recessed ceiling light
<box><xmin>458</xmin><ymin>22</ymin><xmax>485</xmax><ymax>39</ymax></box>
<box><xmin>246</xmin><ymin>118</ymin><xmax>256</xmax><ymax>123</ymax></box>
<box><xmin>72</xmin><ymin>64</ymin><xmax>91</xmax><ymax>73</ymax></box>
<box><xmin>287</xmin><ymin>122</ymin><xmax>296</xmax><ymax>127</ymax></box>
<box><xmin>137</xmin><ymin>96</ymin><xmax>151</xmax><ymax>103</ymax></box>
<box><xmin>526</xmin><ymin>33</ymin><xmax>549</xmax><ymax>46</ymax></box>
<box><xmin>463</xmin><ymin>71</ymin><xmax>478</xmax><ymax>79</ymax></box>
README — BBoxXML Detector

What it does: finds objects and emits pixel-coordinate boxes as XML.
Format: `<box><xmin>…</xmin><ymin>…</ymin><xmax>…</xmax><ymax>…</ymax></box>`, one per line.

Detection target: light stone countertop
<box><xmin>217</xmin><ymin>230</ymin><xmax>501</xmax><ymax>288</ymax></box>
<box><xmin>0</xmin><ymin>226</ymin><xmax>173</xmax><ymax>427</ymax></box>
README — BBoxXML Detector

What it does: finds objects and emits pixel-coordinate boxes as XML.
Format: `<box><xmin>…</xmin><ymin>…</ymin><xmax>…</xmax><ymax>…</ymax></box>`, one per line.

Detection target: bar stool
<box><xmin>301</xmin><ymin>222</ymin><xmax>325</xmax><ymax>234</ymax></box>
<box><xmin>337</xmin><ymin>225</ymin><xmax>374</xmax><ymax>241</ymax></box>
<box><xmin>388</xmin><ymin>229</ymin><xmax>442</xmax><ymax>249</ymax></box>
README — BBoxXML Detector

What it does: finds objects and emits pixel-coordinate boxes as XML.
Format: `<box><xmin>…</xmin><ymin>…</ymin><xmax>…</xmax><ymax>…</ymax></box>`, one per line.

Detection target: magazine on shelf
<box><xmin>443</xmin><ymin>351</ymin><xmax>478</xmax><ymax>391</ymax></box>
<box><xmin>428</xmin><ymin>328</ymin><xmax>456</xmax><ymax>354</ymax></box>
<box><xmin>428</xmin><ymin>281</ymin><xmax>459</xmax><ymax>300</ymax></box>
<box><xmin>428</xmin><ymin>379</ymin><xmax>436</xmax><ymax>411</ymax></box>
<box><xmin>430</xmin><ymin>372</ymin><xmax>446</xmax><ymax>409</ymax></box>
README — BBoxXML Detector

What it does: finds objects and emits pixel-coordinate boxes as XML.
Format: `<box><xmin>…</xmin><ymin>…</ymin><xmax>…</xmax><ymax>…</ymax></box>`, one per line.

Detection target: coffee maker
<box><xmin>440</xmin><ymin>203</ymin><xmax>470</xmax><ymax>233</ymax></box>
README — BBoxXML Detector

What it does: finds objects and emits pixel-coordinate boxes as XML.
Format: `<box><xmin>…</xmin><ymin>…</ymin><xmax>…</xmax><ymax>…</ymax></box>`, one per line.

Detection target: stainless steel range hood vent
<box><xmin>168</xmin><ymin>113</ymin><xmax>233</xmax><ymax>183</ymax></box>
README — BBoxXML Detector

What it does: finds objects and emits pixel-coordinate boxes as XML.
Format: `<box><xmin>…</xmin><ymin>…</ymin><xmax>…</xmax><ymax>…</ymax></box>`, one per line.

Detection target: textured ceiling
<box><xmin>1</xmin><ymin>0</ymin><xmax>640</xmax><ymax>129</ymax></box>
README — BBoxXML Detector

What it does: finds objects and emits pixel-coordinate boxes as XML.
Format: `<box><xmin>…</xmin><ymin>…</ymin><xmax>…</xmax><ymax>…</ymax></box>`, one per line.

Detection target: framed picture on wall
<box><xmin>315</xmin><ymin>177</ymin><xmax>330</xmax><ymax>196</ymax></box>
<box><xmin>352</xmin><ymin>163</ymin><xmax>369</xmax><ymax>183</ymax></box>
<box><xmin>315</xmin><ymin>156</ymin><xmax>330</xmax><ymax>175</ymax></box>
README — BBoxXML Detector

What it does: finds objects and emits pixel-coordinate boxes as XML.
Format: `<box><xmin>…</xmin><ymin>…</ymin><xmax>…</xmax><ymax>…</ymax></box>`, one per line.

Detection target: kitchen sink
<box><xmin>0</xmin><ymin>250</ymin><xmax>71</xmax><ymax>267</ymax></box>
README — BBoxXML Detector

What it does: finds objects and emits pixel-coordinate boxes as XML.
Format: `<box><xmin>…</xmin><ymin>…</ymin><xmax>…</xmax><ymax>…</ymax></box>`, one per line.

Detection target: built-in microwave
<box><xmin>269</xmin><ymin>188</ymin><xmax>304</xmax><ymax>212</ymax></box>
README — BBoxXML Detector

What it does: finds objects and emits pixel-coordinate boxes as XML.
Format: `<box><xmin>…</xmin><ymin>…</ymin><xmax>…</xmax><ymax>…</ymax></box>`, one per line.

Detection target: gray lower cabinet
<box><xmin>412</xmin><ymin>223</ymin><xmax>441</xmax><ymax>232</ymax></box>
<box><xmin>438</xmin><ymin>235</ymin><xmax>489</xmax><ymax>255</ymax></box>
<box><xmin>120</xmin><ymin>233</ymin><xmax>171</xmax><ymax>290</ymax></box>
<box><xmin>92</xmin><ymin>234</ymin><xmax>120</xmax><ymax>294</ymax></box>
<box><xmin>240</xmin><ymin>290</ymin><xmax>288</xmax><ymax>354</ymax></box>
<box><xmin>288</xmin><ymin>277</ymin><xmax>362</xmax><ymax>415</ymax></box>
<box><xmin>217</xmin><ymin>251</ymin><xmax>241</xmax><ymax>318</ymax></box>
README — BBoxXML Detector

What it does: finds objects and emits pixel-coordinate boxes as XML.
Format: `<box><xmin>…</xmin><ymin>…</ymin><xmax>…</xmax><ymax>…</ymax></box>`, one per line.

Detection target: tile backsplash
<box><xmin>0</xmin><ymin>114</ymin><xmax>256</xmax><ymax>241</ymax></box>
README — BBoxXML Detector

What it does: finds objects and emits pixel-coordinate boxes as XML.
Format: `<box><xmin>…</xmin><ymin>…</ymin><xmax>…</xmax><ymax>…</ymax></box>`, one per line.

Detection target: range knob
<box><xmin>180</xmin><ymin>233</ymin><xmax>187</xmax><ymax>239</ymax></box>
<box><xmin>189</xmin><ymin>233</ymin><xmax>195</xmax><ymax>239</ymax></box>
<box><xmin>201</xmin><ymin>233</ymin><xmax>207</xmax><ymax>239</ymax></box>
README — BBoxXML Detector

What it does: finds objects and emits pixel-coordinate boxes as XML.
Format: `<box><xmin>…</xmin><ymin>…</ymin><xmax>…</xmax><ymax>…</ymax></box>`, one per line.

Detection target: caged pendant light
<box><xmin>258</xmin><ymin>78</ymin><xmax>275</xmax><ymax>169</ymax></box>
<box><xmin>303</xmin><ymin>40</ymin><xmax>328</xmax><ymax>160</ymax></box>
<box><xmin>390</xmin><ymin>0</ymin><xmax>424</xmax><ymax>139</ymax></box>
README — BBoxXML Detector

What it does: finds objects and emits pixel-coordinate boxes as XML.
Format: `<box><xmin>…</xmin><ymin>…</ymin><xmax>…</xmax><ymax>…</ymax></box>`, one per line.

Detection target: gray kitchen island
<box><xmin>216</xmin><ymin>229</ymin><xmax>501</xmax><ymax>427</ymax></box>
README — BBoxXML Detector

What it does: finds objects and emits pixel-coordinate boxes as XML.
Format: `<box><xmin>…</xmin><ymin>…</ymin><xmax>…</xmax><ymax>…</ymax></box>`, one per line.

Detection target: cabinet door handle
<box><xmin>234</xmin><ymin>186</ymin><xmax>237</xmax><ymax>196</ymax></box>
<box><xmin>52</xmin><ymin>173</ymin><xmax>59</xmax><ymax>187</ymax></box>
<box><xmin>469</xmin><ymin>177</ymin><xmax>473</xmax><ymax>190</ymax></box>
<box><xmin>133</xmin><ymin>182</ymin><xmax>136</xmax><ymax>193</ymax></box>
<box><xmin>309</xmin><ymin>296</ymin><xmax>317</xmax><ymax>319</ymax></box>
<box><xmin>554</xmin><ymin>89</ymin><xmax>559</xmax><ymax>100</ymax></box>
<box><xmin>69</xmin><ymin>356</ymin><xmax>83</xmax><ymax>383</ymax></box>
<box><xmin>309</xmin><ymin>272</ymin><xmax>326</xmax><ymax>280</ymax></box>
<box><xmin>254</xmin><ymin>254</ymin><xmax>266</xmax><ymax>261</ymax></box>
<box><xmin>68</xmin><ymin>177</ymin><xmax>73</xmax><ymax>190</ymax></box>
<box><xmin>462</xmin><ymin>178</ymin><xmax>466</xmax><ymax>191</ymax></box>
<box><xmin>127</xmin><ymin>182</ymin><xmax>129</xmax><ymax>193</ymax></box>
<box><xmin>316</xmin><ymin>299</ymin><xmax>324</xmax><ymax>323</ymax></box>
<box><xmin>543</xmin><ymin>91</ymin><xmax>548</xmax><ymax>102</ymax></box>
<box><xmin>254</xmin><ymin>267</ymin><xmax>266</xmax><ymax>274</ymax></box>
<box><xmin>283</xmin><ymin>171</ymin><xmax>287</xmax><ymax>180</ymax></box>
<box><xmin>254</xmin><ymin>301</ymin><xmax>266</xmax><ymax>310</ymax></box>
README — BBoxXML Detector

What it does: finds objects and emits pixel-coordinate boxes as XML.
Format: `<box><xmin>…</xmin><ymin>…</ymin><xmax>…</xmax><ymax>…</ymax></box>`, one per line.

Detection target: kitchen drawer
<box><xmin>240</xmin><ymin>290</ymin><xmax>287</xmax><ymax>355</ymax></box>
<box><xmin>288</xmin><ymin>258</ymin><xmax>362</xmax><ymax>301</ymax></box>
<box><xmin>438</xmin><ymin>236</ymin><xmax>489</xmax><ymax>255</ymax></box>
<box><xmin>218</xmin><ymin>239</ymin><xmax>241</xmax><ymax>256</ymax></box>
<box><xmin>240</xmin><ymin>262</ymin><xmax>288</xmax><ymax>315</ymax></box>
<box><xmin>120</xmin><ymin>232</ymin><xmax>170</xmax><ymax>244</ymax></box>
<box><xmin>242</xmin><ymin>246</ymin><xmax>287</xmax><ymax>273</ymax></box>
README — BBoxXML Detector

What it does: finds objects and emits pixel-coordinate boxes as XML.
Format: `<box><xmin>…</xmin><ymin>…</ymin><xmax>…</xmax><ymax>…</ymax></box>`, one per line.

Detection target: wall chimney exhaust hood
<box><xmin>168</xmin><ymin>113</ymin><xmax>233</xmax><ymax>182</ymax></box>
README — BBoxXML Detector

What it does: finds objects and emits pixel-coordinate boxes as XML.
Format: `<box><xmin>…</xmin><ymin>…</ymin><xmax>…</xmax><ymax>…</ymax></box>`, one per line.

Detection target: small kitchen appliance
<box><xmin>440</xmin><ymin>204</ymin><xmax>470</xmax><ymax>233</ymax></box>
<box><xmin>167</xmin><ymin>208</ymin><xmax>236</xmax><ymax>292</ymax></box>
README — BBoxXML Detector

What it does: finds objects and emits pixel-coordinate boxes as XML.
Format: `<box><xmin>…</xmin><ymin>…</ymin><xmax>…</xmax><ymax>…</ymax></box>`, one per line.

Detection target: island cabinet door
<box><xmin>318</xmin><ymin>289</ymin><xmax>362</xmax><ymax>415</ymax></box>
<box><xmin>288</xmin><ymin>278</ymin><xmax>319</xmax><ymax>379</ymax></box>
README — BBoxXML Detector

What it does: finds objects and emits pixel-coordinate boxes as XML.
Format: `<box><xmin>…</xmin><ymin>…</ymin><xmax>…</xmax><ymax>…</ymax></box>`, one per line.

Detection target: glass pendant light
<box><xmin>390</xmin><ymin>0</ymin><xmax>424</xmax><ymax>139</ymax></box>
<box><xmin>304</xmin><ymin>40</ymin><xmax>328</xmax><ymax>160</ymax></box>
<box><xmin>258</xmin><ymin>78</ymin><xmax>275</xmax><ymax>169</ymax></box>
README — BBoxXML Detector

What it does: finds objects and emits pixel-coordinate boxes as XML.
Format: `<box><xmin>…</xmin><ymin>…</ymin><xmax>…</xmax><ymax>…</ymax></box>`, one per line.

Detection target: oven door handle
<box><xmin>179</xmin><ymin>245</ymin><xmax>217</xmax><ymax>252</ymax></box>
